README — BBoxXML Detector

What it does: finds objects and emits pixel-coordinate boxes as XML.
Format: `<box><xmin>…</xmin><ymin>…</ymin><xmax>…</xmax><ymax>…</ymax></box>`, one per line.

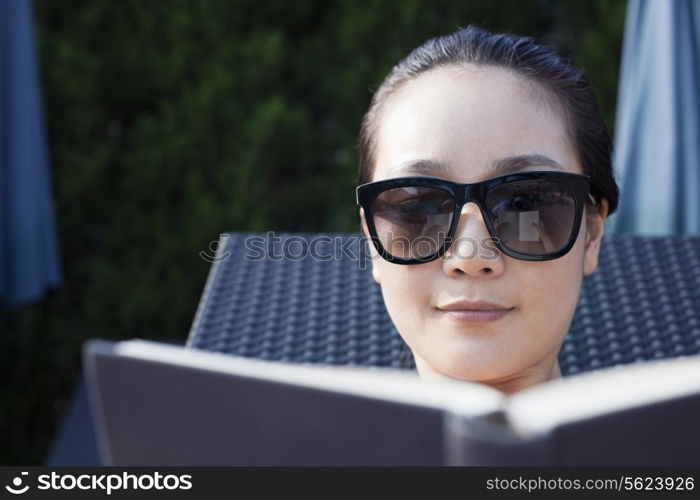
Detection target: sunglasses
<box><xmin>356</xmin><ymin>170</ymin><xmax>592</xmax><ymax>264</ymax></box>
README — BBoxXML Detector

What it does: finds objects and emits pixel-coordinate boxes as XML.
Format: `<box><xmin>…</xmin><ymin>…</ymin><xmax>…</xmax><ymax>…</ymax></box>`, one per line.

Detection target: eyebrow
<box><xmin>386</xmin><ymin>154</ymin><xmax>566</xmax><ymax>178</ymax></box>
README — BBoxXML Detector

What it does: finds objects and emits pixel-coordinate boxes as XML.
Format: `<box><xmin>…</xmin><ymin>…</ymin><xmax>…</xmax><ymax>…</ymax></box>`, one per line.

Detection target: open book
<box><xmin>83</xmin><ymin>338</ymin><xmax>700</xmax><ymax>466</ymax></box>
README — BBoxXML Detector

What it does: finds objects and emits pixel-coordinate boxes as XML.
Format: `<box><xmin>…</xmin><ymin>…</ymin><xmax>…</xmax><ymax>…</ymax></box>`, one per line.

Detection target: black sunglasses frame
<box><xmin>356</xmin><ymin>170</ymin><xmax>592</xmax><ymax>264</ymax></box>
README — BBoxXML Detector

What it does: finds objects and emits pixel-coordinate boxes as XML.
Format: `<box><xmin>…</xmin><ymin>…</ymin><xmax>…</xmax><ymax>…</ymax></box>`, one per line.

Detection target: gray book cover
<box><xmin>84</xmin><ymin>339</ymin><xmax>700</xmax><ymax>466</ymax></box>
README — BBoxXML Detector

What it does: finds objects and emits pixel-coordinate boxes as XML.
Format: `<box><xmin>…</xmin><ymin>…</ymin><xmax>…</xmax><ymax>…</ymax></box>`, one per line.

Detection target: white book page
<box><xmin>504</xmin><ymin>354</ymin><xmax>700</xmax><ymax>438</ymax></box>
<box><xmin>114</xmin><ymin>339</ymin><xmax>505</xmax><ymax>418</ymax></box>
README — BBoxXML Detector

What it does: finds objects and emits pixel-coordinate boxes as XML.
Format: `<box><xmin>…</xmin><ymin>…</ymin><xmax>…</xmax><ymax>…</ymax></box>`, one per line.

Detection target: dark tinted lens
<box><xmin>371</xmin><ymin>186</ymin><xmax>454</xmax><ymax>260</ymax></box>
<box><xmin>486</xmin><ymin>180</ymin><xmax>577</xmax><ymax>255</ymax></box>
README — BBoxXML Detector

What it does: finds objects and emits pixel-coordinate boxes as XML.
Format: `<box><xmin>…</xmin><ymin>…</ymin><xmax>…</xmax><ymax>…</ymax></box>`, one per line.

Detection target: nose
<box><xmin>442</xmin><ymin>201</ymin><xmax>505</xmax><ymax>277</ymax></box>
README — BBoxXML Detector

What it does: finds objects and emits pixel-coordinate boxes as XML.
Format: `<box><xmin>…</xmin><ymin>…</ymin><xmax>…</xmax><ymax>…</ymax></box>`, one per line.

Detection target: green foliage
<box><xmin>0</xmin><ymin>0</ymin><xmax>626</xmax><ymax>464</ymax></box>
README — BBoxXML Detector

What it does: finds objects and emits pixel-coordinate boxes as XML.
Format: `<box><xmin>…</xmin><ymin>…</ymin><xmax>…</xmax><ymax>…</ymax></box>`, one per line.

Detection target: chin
<box><xmin>429</xmin><ymin>354</ymin><xmax>511</xmax><ymax>383</ymax></box>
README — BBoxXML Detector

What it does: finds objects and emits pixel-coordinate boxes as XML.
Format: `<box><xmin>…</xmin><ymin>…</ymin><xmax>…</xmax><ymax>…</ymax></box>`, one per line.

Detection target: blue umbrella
<box><xmin>607</xmin><ymin>0</ymin><xmax>700</xmax><ymax>235</ymax></box>
<box><xmin>0</xmin><ymin>0</ymin><xmax>62</xmax><ymax>309</ymax></box>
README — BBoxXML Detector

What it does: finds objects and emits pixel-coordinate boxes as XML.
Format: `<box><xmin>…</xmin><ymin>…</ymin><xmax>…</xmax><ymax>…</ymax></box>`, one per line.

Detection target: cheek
<box><xmin>522</xmin><ymin>261</ymin><xmax>581</xmax><ymax>307</ymax></box>
<box><xmin>375</xmin><ymin>262</ymin><xmax>436</xmax><ymax>341</ymax></box>
<box><xmin>517</xmin><ymin>245</ymin><xmax>584</xmax><ymax>331</ymax></box>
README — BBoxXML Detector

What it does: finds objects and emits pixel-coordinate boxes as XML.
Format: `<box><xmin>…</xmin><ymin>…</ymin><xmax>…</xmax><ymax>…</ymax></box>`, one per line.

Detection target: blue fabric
<box><xmin>44</xmin><ymin>375</ymin><xmax>101</xmax><ymax>466</ymax></box>
<box><xmin>608</xmin><ymin>0</ymin><xmax>700</xmax><ymax>235</ymax></box>
<box><xmin>0</xmin><ymin>0</ymin><xmax>62</xmax><ymax>309</ymax></box>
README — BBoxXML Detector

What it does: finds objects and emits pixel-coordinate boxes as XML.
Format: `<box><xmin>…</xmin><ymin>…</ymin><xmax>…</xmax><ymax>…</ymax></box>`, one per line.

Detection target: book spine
<box><xmin>442</xmin><ymin>410</ymin><xmax>555</xmax><ymax>466</ymax></box>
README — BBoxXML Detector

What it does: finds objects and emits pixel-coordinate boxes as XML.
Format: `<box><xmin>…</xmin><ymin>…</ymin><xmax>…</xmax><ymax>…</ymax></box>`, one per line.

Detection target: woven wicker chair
<box><xmin>187</xmin><ymin>232</ymin><xmax>700</xmax><ymax>376</ymax></box>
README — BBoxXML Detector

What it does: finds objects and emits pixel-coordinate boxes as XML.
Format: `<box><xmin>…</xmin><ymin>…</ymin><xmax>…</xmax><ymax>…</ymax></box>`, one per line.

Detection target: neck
<box><xmin>414</xmin><ymin>352</ymin><xmax>562</xmax><ymax>395</ymax></box>
<box><xmin>487</xmin><ymin>358</ymin><xmax>562</xmax><ymax>395</ymax></box>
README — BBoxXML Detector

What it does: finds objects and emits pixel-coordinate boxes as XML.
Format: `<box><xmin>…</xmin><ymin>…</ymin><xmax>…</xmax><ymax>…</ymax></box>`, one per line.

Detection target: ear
<box><xmin>359</xmin><ymin>208</ymin><xmax>381</xmax><ymax>284</ymax></box>
<box><xmin>583</xmin><ymin>198</ymin><xmax>609</xmax><ymax>276</ymax></box>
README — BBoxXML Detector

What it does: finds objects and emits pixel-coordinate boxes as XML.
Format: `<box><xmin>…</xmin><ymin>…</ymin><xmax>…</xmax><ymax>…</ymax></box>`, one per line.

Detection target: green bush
<box><xmin>0</xmin><ymin>0</ymin><xmax>626</xmax><ymax>464</ymax></box>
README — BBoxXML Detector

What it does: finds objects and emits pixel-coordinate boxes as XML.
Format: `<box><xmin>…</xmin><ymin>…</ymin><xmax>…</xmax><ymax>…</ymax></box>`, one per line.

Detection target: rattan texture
<box><xmin>187</xmin><ymin>232</ymin><xmax>700</xmax><ymax>376</ymax></box>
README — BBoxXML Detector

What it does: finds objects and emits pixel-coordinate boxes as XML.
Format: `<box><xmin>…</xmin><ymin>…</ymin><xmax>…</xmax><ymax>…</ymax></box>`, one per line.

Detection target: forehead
<box><xmin>373</xmin><ymin>64</ymin><xmax>580</xmax><ymax>182</ymax></box>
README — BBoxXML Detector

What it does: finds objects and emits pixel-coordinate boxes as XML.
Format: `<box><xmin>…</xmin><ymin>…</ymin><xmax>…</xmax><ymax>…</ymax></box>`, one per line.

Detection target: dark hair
<box><xmin>356</xmin><ymin>25</ymin><xmax>619</xmax><ymax>217</ymax></box>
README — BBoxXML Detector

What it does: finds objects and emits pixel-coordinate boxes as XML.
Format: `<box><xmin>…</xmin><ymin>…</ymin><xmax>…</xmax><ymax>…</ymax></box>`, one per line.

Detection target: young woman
<box><xmin>355</xmin><ymin>25</ymin><xmax>620</xmax><ymax>395</ymax></box>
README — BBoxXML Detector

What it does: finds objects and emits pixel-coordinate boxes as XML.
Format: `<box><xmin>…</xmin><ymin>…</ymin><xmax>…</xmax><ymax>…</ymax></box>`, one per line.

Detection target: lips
<box><xmin>437</xmin><ymin>300</ymin><xmax>514</xmax><ymax>323</ymax></box>
<box><xmin>437</xmin><ymin>300</ymin><xmax>513</xmax><ymax>311</ymax></box>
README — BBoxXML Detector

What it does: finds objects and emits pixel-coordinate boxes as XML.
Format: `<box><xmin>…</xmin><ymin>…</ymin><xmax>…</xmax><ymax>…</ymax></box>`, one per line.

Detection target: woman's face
<box><xmin>360</xmin><ymin>65</ymin><xmax>608</xmax><ymax>394</ymax></box>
